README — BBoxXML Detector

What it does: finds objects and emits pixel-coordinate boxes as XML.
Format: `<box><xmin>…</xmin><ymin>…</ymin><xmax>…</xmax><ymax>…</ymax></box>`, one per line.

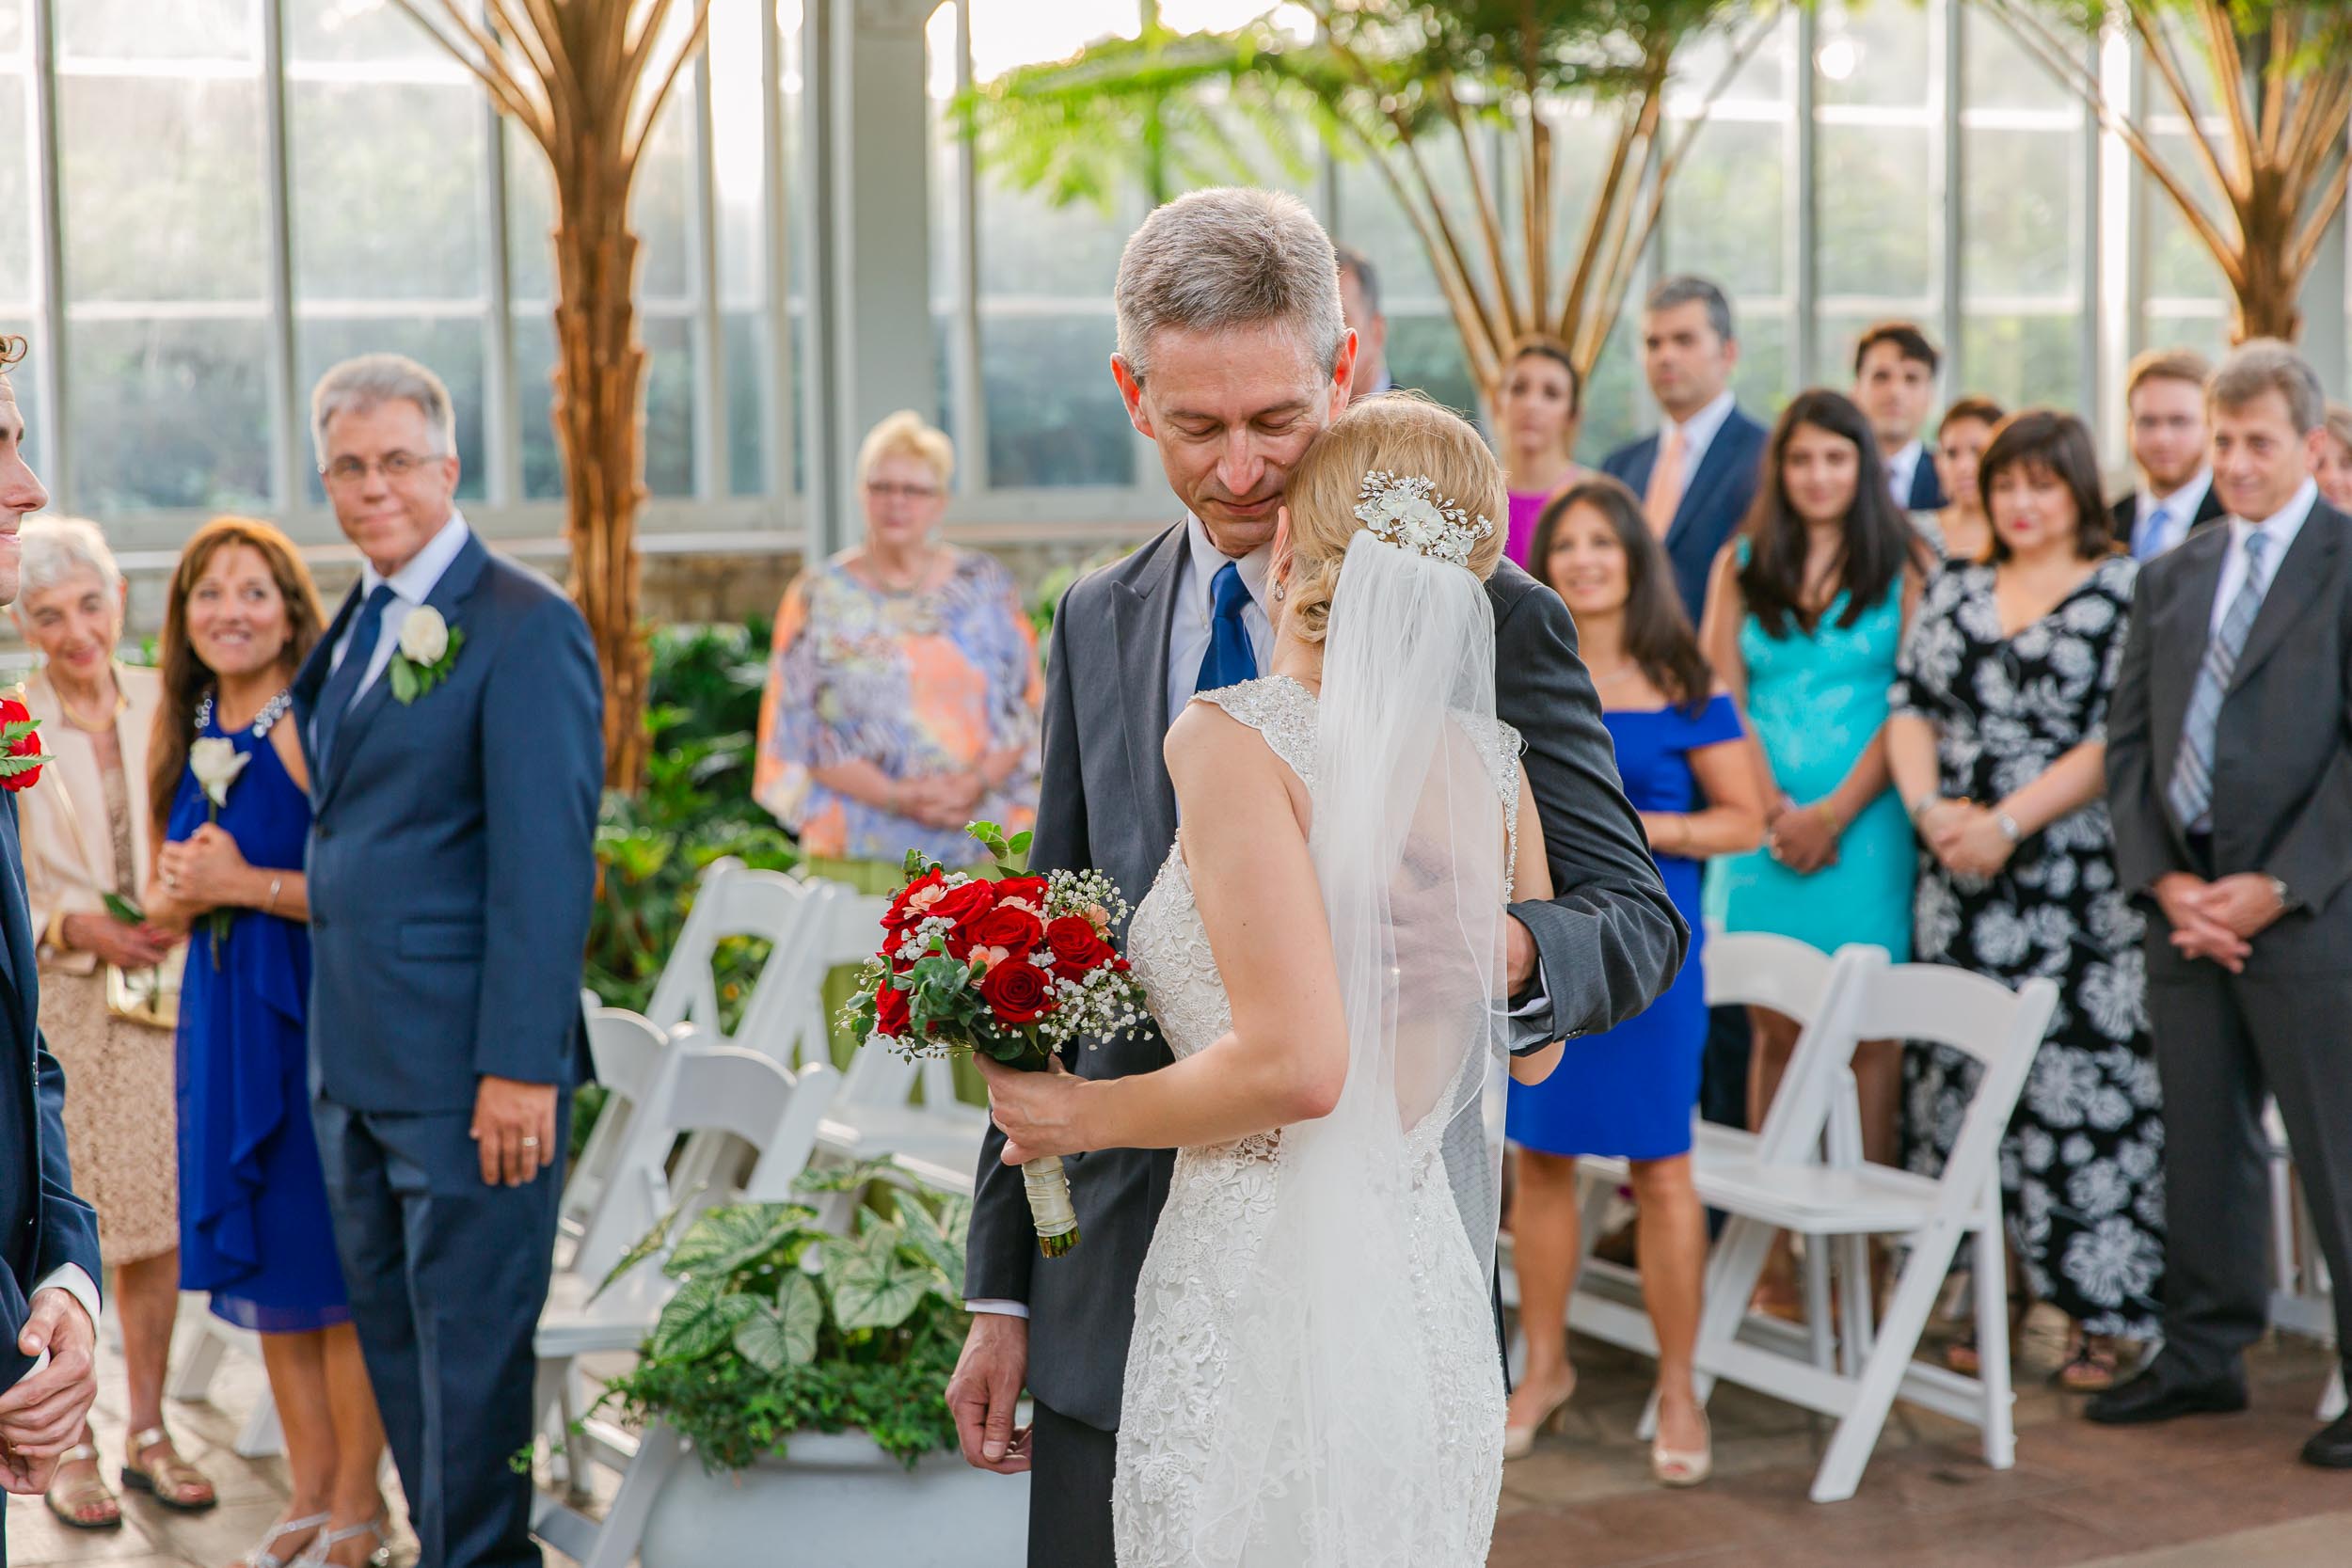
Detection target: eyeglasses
<box><xmin>322</xmin><ymin>451</ymin><xmax>436</xmax><ymax>487</ymax></box>
<box><xmin>865</xmin><ymin>481</ymin><xmax>943</xmax><ymax>501</ymax></box>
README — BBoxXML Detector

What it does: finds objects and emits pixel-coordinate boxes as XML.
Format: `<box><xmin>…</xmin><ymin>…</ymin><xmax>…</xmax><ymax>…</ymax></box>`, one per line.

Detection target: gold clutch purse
<box><xmin>105</xmin><ymin>947</ymin><xmax>184</xmax><ymax>1032</ymax></box>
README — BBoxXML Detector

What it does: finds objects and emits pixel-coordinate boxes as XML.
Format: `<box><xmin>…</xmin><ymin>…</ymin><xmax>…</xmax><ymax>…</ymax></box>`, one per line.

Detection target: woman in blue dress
<box><xmin>1698</xmin><ymin>389</ymin><xmax>1931</xmax><ymax>1314</ymax></box>
<box><xmin>144</xmin><ymin>517</ymin><xmax>390</xmax><ymax>1568</ymax></box>
<box><xmin>1507</xmin><ymin>479</ymin><xmax>1765</xmax><ymax>1485</ymax></box>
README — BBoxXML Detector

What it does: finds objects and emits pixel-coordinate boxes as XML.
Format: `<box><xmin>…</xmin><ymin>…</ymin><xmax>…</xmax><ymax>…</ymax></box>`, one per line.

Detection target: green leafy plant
<box><xmin>596</xmin><ymin>1171</ymin><xmax>973</xmax><ymax>1473</ymax></box>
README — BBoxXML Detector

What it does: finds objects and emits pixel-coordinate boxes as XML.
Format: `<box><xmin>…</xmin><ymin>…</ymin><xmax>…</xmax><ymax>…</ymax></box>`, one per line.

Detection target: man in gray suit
<box><xmin>946</xmin><ymin>188</ymin><xmax>1685</xmax><ymax>1566</ymax></box>
<box><xmin>295</xmin><ymin>356</ymin><xmax>604</xmax><ymax>1565</ymax></box>
<box><xmin>2092</xmin><ymin>340</ymin><xmax>2352</xmax><ymax>1468</ymax></box>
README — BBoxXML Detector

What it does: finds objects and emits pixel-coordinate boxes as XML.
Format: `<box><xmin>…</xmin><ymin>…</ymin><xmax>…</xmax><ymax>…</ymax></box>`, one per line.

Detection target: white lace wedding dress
<box><xmin>1111</xmin><ymin>675</ymin><xmax>1516</xmax><ymax>1568</ymax></box>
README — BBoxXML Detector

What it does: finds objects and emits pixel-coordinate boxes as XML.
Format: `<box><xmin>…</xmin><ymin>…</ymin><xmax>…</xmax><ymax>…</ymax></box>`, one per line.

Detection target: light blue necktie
<box><xmin>2167</xmin><ymin>531</ymin><xmax>2270</xmax><ymax>832</ymax></box>
<box><xmin>1193</xmin><ymin>561</ymin><xmax>1258</xmax><ymax>700</ymax></box>
<box><xmin>2136</xmin><ymin>503</ymin><xmax>2171</xmax><ymax>562</ymax></box>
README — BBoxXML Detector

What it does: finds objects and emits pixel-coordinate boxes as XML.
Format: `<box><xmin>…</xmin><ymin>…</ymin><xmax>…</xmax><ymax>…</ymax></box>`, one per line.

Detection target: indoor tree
<box><xmin>1976</xmin><ymin>0</ymin><xmax>2352</xmax><ymax>343</ymax></box>
<box><xmin>959</xmin><ymin>0</ymin><xmax>1782</xmax><ymax>408</ymax></box>
<box><xmin>390</xmin><ymin>0</ymin><xmax>715</xmax><ymax>789</ymax></box>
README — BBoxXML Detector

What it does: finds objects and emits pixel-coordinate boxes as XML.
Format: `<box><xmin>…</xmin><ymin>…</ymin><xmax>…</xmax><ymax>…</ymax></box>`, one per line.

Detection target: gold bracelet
<box><xmin>1815</xmin><ymin>800</ymin><xmax>1843</xmax><ymax>834</ymax></box>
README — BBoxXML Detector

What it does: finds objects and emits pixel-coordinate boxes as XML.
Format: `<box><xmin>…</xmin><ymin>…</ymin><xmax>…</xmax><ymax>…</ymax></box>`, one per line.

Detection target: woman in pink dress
<box><xmin>1497</xmin><ymin>336</ymin><xmax>1590</xmax><ymax>567</ymax></box>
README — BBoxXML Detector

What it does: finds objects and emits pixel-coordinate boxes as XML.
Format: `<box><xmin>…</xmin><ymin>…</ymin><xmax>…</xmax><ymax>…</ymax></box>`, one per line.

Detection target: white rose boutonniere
<box><xmin>185</xmin><ymin>735</ymin><xmax>253</xmax><ymax>961</ymax></box>
<box><xmin>389</xmin><ymin>606</ymin><xmax>464</xmax><ymax>704</ymax></box>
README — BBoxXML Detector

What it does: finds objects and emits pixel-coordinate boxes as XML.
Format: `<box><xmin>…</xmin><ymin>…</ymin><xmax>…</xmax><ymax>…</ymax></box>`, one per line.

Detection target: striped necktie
<box><xmin>2167</xmin><ymin>531</ymin><xmax>2271</xmax><ymax>832</ymax></box>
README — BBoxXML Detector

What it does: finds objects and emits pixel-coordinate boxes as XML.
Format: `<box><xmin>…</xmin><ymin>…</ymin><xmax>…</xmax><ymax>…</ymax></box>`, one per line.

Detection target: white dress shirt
<box><xmin>2134</xmin><ymin>467</ymin><xmax>2214</xmax><ymax>561</ymax></box>
<box><xmin>1162</xmin><ymin>515</ymin><xmax>1274</xmax><ymax>726</ymax></box>
<box><xmin>1661</xmin><ymin>388</ymin><xmax>1738</xmax><ymax>482</ymax></box>
<box><xmin>1884</xmin><ymin>440</ymin><xmax>1927</xmax><ymax>508</ymax></box>
<box><xmin>2210</xmin><ymin>478</ymin><xmax>2316</xmax><ymax>637</ymax></box>
<box><xmin>326</xmin><ymin>511</ymin><xmax>474</xmax><ymax>705</ymax></box>
<box><xmin>25</xmin><ymin>1263</ymin><xmax>101</xmax><ymax>1359</ymax></box>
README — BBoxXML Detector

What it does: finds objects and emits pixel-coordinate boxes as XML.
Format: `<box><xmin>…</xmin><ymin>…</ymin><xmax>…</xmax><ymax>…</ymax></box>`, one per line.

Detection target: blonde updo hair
<box><xmin>1279</xmin><ymin>393</ymin><xmax>1508</xmax><ymax>645</ymax></box>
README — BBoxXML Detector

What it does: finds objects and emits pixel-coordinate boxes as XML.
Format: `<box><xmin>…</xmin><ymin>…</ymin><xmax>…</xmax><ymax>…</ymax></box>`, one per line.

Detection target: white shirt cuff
<box><xmin>32</xmin><ymin>1264</ymin><xmax>101</xmax><ymax>1337</ymax></box>
<box><xmin>964</xmin><ymin>1298</ymin><xmax>1030</xmax><ymax>1319</ymax></box>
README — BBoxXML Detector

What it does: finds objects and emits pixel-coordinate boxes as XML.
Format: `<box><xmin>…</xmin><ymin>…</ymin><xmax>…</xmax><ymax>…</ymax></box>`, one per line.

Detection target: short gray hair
<box><xmin>2209</xmin><ymin>339</ymin><xmax>2326</xmax><ymax>434</ymax></box>
<box><xmin>310</xmin><ymin>353</ymin><xmax>456</xmax><ymax>463</ymax></box>
<box><xmin>1334</xmin><ymin>245</ymin><xmax>1381</xmax><ymax>317</ymax></box>
<box><xmin>1645</xmin><ymin>275</ymin><xmax>1736</xmax><ymax>344</ymax></box>
<box><xmin>1115</xmin><ymin>187</ymin><xmax>1344</xmax><ymax>384</ymax></box>
<box><xmin>18</xmin><ymin>515</ymin><xmax>122</xmax><ymax>599</ymax></box>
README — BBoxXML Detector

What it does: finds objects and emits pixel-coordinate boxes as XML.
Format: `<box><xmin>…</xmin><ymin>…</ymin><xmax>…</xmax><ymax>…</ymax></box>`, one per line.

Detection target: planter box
<box><xmin>640</xmin><ymin>1430</ymin><xmax>1029</xmax><ymax>1568</ymax></box>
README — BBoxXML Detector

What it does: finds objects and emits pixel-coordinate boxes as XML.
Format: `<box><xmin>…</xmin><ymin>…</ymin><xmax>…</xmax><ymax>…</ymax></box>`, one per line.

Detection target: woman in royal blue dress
<box><xmin>1505</xmin><ymin>478</ymin><xmax>1765</xmax><ymax>1485</ymax></box>
<box><xmin>143</xmin><ymin>517</ymin><xmax>390</xmax><ymax>1568</ymax></box>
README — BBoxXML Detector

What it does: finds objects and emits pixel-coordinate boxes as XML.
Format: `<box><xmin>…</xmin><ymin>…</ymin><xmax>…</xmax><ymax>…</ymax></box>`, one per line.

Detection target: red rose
<box><xmin>993</xmin><ymin>875</ymin><xmax>1049</xmax><ymax>910</ymax></box>
<box><xmin>1044</xmin><ymin>914</ymin><xmax>1115</xmax><ymax>980</ymax></box>
<box><xmin>978</xmin><ymin>958</ymin><xmax>1055</xmax><ymax>1026</ymax></box>
<box><xmin>873</xmin><ymin>980</ymin><xmax>913</xmax><ymax>1039</ymax></box>
<box><xmin>928</xmin><ymin>879</ymin><xmax>997</xmax><ymax>930</ymax></box>
<box><xmin>965</xmin><ymin>906</ymin><xmax>1043</xmax><ymax>960</ymax></box>
<box><xmin>882</xmin><ymin>868</ymin><xmax>947</xmax><ymax>933</ymax></box>
<box><xmin>0</xmin><ymin>696</ymin><xmax>40</xmax><ymax>793</ymax></box>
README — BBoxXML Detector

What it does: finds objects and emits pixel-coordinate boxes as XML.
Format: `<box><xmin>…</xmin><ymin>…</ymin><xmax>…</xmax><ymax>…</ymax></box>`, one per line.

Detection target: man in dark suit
<box><xmin>1600</xmin><ymin>276</ymin><xmax>1769</xmax><ymax>628</ymax></box>
<box><xmin>1335</xmin><ymin>245</ymin><xmax>1393</xmax><ymax>398</ymax></box>
<box><xmin>0</xmin><ymin>338</ymin><xmax>103</xmax><ymax>1559</ymax></box>
<box><xmin>1852</xmin><ymin>320</ymin><xmax>1947</xmax><ymax>513</ymax></box>
<box><xmin>295</xmin><ymin>356</ymin><xmax>603</xmax><ymax>1566</ymax></box>
<box><xmin>2112</xmin><ymin>346</ymin><xmax>2227</xmax><ymax>560</ymax></box>
<box><xmin>946</xmin><ymin>188</ymin><xmax>1685</xmax><ymax>1568</ymax></box>
<box><xmin>2092</xmin><ymin>340</ymin><xmax>2352</xmax><ymax>1469</ymax></box>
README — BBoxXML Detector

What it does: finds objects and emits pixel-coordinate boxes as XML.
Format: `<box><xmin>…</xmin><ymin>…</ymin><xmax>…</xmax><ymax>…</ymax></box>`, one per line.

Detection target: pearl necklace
<box><xmin>195</xmin><ymin>687</ymin><xmax>293</xmax><ymax>739</ymax></box>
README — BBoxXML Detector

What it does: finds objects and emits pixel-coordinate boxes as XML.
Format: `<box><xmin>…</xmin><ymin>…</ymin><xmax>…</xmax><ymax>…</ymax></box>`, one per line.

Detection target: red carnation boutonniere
<box><xmin>0</xmin><ymin>694</ymin><xmax>50</xmax><ymax>793</ymax></box>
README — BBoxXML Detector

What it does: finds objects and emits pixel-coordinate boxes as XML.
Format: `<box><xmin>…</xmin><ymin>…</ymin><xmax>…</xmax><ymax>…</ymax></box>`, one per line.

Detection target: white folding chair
<box><xmin>559</xmin><ymin>1008</ymin><xmax>675</xmax><ymax>1260</ymax></box>
<box><xmin>1545</xmin><ymin>935</ymin><xmax>1856</xmax><ymax>1379</ymax></box>
<box><xmin>642</xmin><ymin>858</ymin><xmax>829</xmax><ymax>1053</ymax></box>
<box><xmin>166</xmin><ymin>1304</ymin><xmax>282</xmax><ymax>1458</ymax></box>
<box><xmin>532</xmin><ymin>1040</ymin><xmax>838</xmax><ymax>1568</ymax></box>
<box><xmin>1685</xmin><ymin>958</ymin><xmax>2059</xmax><ymax>1503</ymax></box>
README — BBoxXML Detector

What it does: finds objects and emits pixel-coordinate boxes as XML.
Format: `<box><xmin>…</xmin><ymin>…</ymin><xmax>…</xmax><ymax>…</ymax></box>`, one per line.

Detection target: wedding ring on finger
<box><xmin>520</xmin><ymin>1136</ymin><xmax>540</xmax><ymax>1149</ymax></box>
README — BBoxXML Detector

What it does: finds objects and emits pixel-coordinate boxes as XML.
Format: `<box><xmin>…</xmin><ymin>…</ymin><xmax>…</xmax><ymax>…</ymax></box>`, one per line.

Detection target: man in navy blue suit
<box><xmin>2114</xmin><ymin>347</ymin><xmax>2226</xmax><ymax>560</ymax></box>
<box><xmin>295</xmin><ymin>356</ymin><xmax>602</xmax><ymax>1568</ymax></box>
<box><xmin>1853</xmin><ymin>320</ymin><xmax>1947</xmax><ymax>513</ymax></box>
<box><xmin>1600</xmin><ymin>276</ymin><xmax>1770</xmax><ymax>627</ymax></box>
<box><xmin>0</xmin><ymin>339</ymin><xmax>103</xmax><ymax>1561</ymax></box>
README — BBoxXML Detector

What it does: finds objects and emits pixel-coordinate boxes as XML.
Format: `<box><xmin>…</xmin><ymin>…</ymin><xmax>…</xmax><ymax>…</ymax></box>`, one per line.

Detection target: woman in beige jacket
<box><xmin>14</xmin><ymin>517</ymin><xmax>214</xmax><ymax>1528</ymax></box>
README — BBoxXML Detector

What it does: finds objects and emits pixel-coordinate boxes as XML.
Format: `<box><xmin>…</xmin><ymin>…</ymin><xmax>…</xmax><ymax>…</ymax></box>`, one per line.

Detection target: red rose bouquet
<box><xmin>0</xmin><ymin>694</ymin><xmax>48</xmax><ymax>793</ymax></box>
<box><xmin>840</xmin><ymin>822</ymin><xmax>1147</xmax><ymax>1258</ymax></box>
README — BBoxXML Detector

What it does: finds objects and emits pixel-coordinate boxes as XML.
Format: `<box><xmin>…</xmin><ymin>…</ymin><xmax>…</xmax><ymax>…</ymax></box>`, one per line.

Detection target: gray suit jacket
<box><xmin>2106</xmin><ymin>500</ymin><xmax>2352</xmax><ymax>976</ymax></box>
<box><xmin>294</xmin><ymin>531</ymin><xmax>605</xmax><ymax>1113</ymax></box>
<box><xmin>964</xmin><ymin>521</ymin><xmax>1686</xmax><ymax>1430</ymax></box>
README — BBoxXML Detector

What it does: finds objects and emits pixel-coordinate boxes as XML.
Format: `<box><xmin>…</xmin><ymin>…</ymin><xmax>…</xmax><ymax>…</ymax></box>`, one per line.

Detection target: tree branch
<box><xmin>626</xmin><ymin>0</ymin><xmax>714</xmax><ymax>177</ymax></box>
<box><xmin>2288</xmin><ymin>142</ymin><xmax>2351</xmax><ymax>281</ymax></box>
<box><xmin>1439</xmin><ymin>80</ymin><xmax>1523</xmax><ymax>338</ymax></box>
<box><xmin>2194</xmin><ymin>0</ymin><xmax>2258</xmax><ymax>190</ymax></box>
<box><xmin>387</xmin><ymin>0</ymin><xmax>548</xmax><ymax>137</ymax></box>
<box><xmin>2130</xmin><ymin>7</ymin><xmax>2247</xmax><ymax>214</ymax></box>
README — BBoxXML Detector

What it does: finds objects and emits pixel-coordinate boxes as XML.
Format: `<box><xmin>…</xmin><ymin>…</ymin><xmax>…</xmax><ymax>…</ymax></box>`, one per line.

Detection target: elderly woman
<box><xmin>2317</xmin><ymin>404</ymin><xmax>2352</xmax><ymax>513</ymax></box>
<box><xmin>755</xmin><ymin>410</ymin><xmax>1041</xmax><ymax>879</ymax></box>
<box><xmin>12</xmin><ymin>518</ymin><xmax>214</xmax><ymax>1528</ymax></box>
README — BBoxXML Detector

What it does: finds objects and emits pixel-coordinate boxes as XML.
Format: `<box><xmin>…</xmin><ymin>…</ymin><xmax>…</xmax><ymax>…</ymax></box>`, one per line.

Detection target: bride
<box><xmin>982</xmin><ymin>394</ymin><xmax>1565</xmax><ymax>1566</ymax></box>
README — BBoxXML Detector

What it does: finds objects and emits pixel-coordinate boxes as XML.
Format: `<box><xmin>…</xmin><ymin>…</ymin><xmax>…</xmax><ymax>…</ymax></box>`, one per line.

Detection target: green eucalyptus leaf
<box><xmin>732</xmin><ymin>1271</ymin><xmax>823</xmax><ymax>1372</ymax></box>
<box><xmin>389</xmin><ymin>657</ymin><xmax>420</xmax><ymax>705</ymax></box>
<box><xmin>103</xmin><ymin>893</ymin><xmax>146</xmax><ymax>924</ymax></box>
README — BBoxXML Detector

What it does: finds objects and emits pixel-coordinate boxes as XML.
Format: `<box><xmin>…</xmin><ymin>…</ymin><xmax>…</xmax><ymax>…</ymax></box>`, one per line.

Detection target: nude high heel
<box><xmin>1651</xmin><ymin>1408</ymin><xmax>1712</xmax><ymax>1488</ymax></box>
<box><xmin>1502</xmin><ymin>1367</ymin><xmax>1578</xmax><ymax>1460</ymax></box>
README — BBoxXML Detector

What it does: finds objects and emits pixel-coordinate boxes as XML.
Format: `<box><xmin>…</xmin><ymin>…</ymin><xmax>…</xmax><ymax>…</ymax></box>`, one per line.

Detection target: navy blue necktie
<box><xmin>313</xmin><ymin>584</ymin><xmax>397</xmax><ymax>771</ymax></box>
<box><xmin>1194</xmin><ymin>561</ymin><xmax>1259</xmax><ymax>697</ymax></box>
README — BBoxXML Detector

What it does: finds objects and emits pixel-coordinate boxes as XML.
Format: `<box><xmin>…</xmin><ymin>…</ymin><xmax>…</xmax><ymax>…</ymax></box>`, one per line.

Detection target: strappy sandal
<box><xmin>119</xmin><ymin>1424</ymin><xmax>218</xmax><ymax>1513</ymax></box>
<box><xmin>2056</xmin><ymin>1333</ymin><xmax>2122</xmax><ymax>1393</ymax></box>
<box><xmin>234</xmin><ymin>1510</ymin><xmax>330</xmax><ymax>1568</ymax></box>
<box><xmin>42</xmin><ymin>1441</ymin><xmax>121</xmax><ymax>1530</ymax></box>
<box><xmin>294</xmin><ymin>1513</ymin><xmax>392</xmax><ymax>1568</ymax></box>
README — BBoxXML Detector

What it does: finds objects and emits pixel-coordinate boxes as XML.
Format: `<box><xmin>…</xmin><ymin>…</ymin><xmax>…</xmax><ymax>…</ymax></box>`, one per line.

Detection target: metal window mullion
<box><xmin>259</xmin><ymin>0</ymin><xmax>303</xmax><ymax>518</ymax></box>
<box><xmin>2096</xmin><ymin>29</ymin><xmax>2137</xmax><ymax>466</ymax></box>
<box><xmin>1938</xmin><ymin>0</ymin><xmax>1964</xmax><ymax>388</ymax></box>
<box><xmin>689</xmin><ymin>55</ymin><xmax>725</xmax><ymax>500</ymax></box>
<box><xmin>949</xmin><ymin>0</ymin><xmax>985</xmax><ymax>500</ymax></box>
<box><xmin>26</xmin><ymin>0</ymin><xmax>67</xmax><ymax>499</ymax></box>
<box><xmin>481</xmin><ymin>100</ymin><xmax>518</xmax><ymax>507</ymax></box>
<box><xmin>758</xmin><ymin>0</ymin><xmax>795</xmax><ymax>513</ymax></box>
<box><xmin>1793</xmin><ymin>5</ymin><xmax>1818</xmax><ymax>388</ymax></box>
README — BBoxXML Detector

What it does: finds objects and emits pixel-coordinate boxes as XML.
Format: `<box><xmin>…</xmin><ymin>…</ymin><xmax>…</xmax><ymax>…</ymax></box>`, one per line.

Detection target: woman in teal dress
<box><xmin>1699</xmin><ymin>390</ymin><xmax>1931</xmax><ymax>1306</ymax></box>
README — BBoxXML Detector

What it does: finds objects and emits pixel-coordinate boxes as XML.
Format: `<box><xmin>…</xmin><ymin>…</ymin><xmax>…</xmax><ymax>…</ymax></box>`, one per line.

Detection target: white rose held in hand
<box><xmin>398</xmin><ymin>606</ymin><xmax>450</xmax><ymax>664</ymax></box>
<box><xmin>187</xmin><ymin>736</ymin><xmax>250</xmax><ymax>810</ymax></box>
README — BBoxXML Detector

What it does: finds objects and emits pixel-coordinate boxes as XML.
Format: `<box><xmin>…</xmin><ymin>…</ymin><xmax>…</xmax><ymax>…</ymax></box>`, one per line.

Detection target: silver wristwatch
<box><xmin>1994</xmin><ymin>811</ymin><xmax>2022</xmax><ymax>844</ymax></box>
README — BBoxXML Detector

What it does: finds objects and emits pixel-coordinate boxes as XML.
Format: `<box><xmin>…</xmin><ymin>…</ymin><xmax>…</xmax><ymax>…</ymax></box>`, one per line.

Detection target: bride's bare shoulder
<box><xmin>1163</xmin><ymin>696</ymin><xmax>1278</xmax><ymax>780</ymax></box>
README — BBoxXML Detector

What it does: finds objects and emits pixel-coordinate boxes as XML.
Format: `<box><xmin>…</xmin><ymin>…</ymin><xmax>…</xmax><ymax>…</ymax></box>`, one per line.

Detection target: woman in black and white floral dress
<box><xmin>1887</xmin><ymin>409</ymin><xmax>2161</xmax><ymax>1393</ymax></box>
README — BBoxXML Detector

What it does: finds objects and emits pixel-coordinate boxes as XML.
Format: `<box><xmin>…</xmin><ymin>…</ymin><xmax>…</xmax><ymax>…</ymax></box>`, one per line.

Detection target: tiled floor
<box><xmin>8</xmin><ymin>1301</ymin><xmax>2345</xmax><ymax>1566</ymax></box>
